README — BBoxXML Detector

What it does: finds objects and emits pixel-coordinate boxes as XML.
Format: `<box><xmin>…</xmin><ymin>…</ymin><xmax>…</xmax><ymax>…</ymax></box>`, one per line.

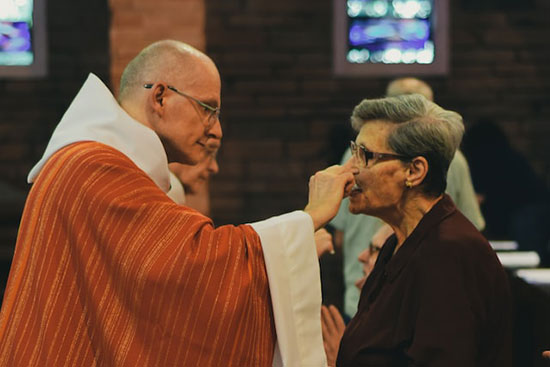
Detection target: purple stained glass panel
<box><xmin>0</xmin><ymin>22</ymin><xmax>32</xmax><ymax>52</ymax></box>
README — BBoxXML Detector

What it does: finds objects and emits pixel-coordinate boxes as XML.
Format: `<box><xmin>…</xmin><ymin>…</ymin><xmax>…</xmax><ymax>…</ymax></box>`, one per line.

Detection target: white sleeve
<box><xmin>250</xmin><ymin>211</ymin><xmax>327</xmax><ymax>367</ymax></box>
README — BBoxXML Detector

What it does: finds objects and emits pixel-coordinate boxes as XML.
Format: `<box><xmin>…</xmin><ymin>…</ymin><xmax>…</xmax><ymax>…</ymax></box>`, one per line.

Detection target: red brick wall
<box><xmin>109</xmin><ymin>0</ymin><xmax>206</xmax><ymax>94</ymax></box>
<box><xmin>205</xmin><ymin>0</ymin><xmax>550</xmax><ymax>225</ymax></box>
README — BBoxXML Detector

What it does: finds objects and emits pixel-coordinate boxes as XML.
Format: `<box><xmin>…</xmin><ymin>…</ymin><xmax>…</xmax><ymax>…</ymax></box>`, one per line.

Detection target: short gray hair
<box><xmin>351</xmin><ymin>94</ymin><xmax>464</xmax><ymax>196</ymax></box>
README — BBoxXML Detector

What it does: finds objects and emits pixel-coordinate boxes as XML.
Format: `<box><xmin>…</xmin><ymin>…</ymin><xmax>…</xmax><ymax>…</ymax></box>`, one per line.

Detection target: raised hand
<box><xmin>305</xmin><ymin>160</ymin><xmax>357</xmax><ymax>230</ymax></box>
<box><xmin>314</xmin><ymin>228</ymin><xmax>334</xmax><ymax>257</ymax></box>
<box><xmin>321</xmin><ymin>305</ymin><xmax>346</xmax><ymax>367</ymax></box>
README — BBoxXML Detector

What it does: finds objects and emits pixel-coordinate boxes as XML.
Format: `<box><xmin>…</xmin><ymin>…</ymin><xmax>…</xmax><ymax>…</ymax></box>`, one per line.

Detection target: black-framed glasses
<box><xmin>350</xmin><ymin>141</ymin><xmax>410</xmax><ymax>167</ymax></box>
<box><xmin>143</xmin><ymin>83</ymin><xmax>220</xmax><ymax>129</ymax></box>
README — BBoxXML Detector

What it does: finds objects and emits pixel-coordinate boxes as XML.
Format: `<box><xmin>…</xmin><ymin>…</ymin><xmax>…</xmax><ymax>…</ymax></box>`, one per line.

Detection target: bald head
<box><xmin>118</xmin><ymin>40</ymin><xmax>216</xmax><ymax>103</ymax></box>
<box><xmin>117</xmin><ymin>40</ymin><xmax>223</xmax><ymax>165</ymax></box>
<box><xmin>385</xmin><ymin>77</ymin><xmax>434</xmax><ymax>101</ymax></box>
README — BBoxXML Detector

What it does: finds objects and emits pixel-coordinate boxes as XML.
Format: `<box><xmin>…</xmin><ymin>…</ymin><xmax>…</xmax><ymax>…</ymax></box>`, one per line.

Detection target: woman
<box><xmin>329</xmin><ymin>94</ymin><xmax>512</xmax><ymax>366</ymax></box>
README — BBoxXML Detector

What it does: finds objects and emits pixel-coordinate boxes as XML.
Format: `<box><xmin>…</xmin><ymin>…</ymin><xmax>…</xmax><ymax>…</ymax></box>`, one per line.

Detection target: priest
<box><xmin>0</xmin><ymin>40</ymin><xmax>354</xmax><ymax>366</ymax></box>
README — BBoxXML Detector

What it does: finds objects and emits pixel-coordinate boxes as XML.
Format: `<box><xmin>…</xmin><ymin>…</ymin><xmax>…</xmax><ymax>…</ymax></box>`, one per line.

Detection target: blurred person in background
<box><xmin>321</xmin><ymin>223</ymin><xmax>393</xmax><ymax>361</ymax></box>
<box><xmin>168</xmin><ymin>137</ymin><xmax>220</xmax><ymax>215</ymax></box>
<box><xmin>462</xmin><ymin>117</ymin><xmax>550</xmax><ymax>266</ymax></box>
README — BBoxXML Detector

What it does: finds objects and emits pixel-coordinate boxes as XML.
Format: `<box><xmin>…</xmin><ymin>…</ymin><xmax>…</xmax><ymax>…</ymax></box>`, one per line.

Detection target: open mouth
<box><xmin>350</xmin><ymin>183</ymin><xmax>363</xmax><ymax>195</ymax></box>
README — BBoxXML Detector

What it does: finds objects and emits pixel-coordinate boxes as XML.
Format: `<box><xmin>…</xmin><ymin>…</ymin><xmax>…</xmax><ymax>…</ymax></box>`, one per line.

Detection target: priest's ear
<box><xmin>147</xmin><ymin>83</ymin><xmax>167</xmax><ymax>117</ymax></box>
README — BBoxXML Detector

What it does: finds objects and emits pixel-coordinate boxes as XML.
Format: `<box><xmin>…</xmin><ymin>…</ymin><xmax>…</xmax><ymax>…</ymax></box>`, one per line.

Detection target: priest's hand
<box><xmin>321</xmin><ymin>305</ymin><xmax>346</xmax><ymax>367</ymax></box>
<box><xmin>543</xmin><ymin>350</ymin><xmax>550</xmax><ymax>359</ymax></box>
<box><xmin>305</xmin><ymin>160</ymin><xmax>356</xmax><ymax>231</ymax></box>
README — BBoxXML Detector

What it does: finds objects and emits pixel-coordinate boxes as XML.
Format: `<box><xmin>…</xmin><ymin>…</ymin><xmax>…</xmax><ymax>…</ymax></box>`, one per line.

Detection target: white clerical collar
<box><xmin>28</xmin><ymin>73</ymin><xmax>171</xmax><ymax>193</ymax></box>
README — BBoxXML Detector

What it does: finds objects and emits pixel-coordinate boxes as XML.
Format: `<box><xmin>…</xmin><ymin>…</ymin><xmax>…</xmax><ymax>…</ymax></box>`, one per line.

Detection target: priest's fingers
<box><xmin>305</xmin><ymin>166</ymin><xmax>356</xmax><ymax>230</ymax></box>
<box><xmin>341</xmin><ymin>158</ymin><xmax>358</xmax><ymax>197</ymax></box>
<box><xmin>309</xmin><ymin>168</ymin><xmax>354</xmax><ymax>196</ymax></box>
<box><xmin>324</xmin><ymin>157</ymin><xmax>357</xmax><ymax>175</ymax></box>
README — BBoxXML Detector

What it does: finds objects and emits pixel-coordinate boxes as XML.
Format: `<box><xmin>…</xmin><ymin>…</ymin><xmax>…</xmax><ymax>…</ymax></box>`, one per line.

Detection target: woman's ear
<box><xmin>405</xmin><ymin>156</ymin><xmax>428</xmax><ymax>188</ymax></box>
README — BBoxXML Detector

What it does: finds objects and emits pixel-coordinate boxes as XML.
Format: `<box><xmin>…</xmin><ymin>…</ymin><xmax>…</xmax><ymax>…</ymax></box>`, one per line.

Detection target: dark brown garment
<box><xmin>337</xmin><ymin>195</ymin><xmax>512</xmax><ymax>367</ymax></box>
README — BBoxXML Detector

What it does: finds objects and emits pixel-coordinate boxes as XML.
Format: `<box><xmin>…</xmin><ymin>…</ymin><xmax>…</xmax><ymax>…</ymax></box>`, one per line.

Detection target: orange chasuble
<box><xmin>0</xmin><ymin>142</ymin><xmax>276</xmax><ymax>366</ymax></box>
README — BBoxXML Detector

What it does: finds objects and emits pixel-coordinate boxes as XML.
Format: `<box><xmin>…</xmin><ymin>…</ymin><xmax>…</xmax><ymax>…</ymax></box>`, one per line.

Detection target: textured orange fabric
<box><xmin>0</xmin><ymin>142</ymin><xmax>275</xmax><ymax>366</ymax></box>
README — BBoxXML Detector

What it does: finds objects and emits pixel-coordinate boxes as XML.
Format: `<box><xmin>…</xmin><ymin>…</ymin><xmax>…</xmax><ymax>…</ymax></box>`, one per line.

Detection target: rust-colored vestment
<box><xmin>0</xmin><ymin>142</ymin><xmax>275</xmax><ymax>366</ymax></box>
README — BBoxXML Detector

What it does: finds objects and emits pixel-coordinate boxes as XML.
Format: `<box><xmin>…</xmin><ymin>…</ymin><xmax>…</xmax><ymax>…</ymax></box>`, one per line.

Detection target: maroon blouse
<box><xmin>337</xmin><ymin>195</ymin><xmax>512</xmax><ymax>367</ymax></box>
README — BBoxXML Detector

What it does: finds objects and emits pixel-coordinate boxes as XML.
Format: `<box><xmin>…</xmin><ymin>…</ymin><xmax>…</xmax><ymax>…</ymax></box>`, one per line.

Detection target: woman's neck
<box><xmin>386</xmin><ymin>194</ymin><xmax>443</xmax><ymax>253</ymax></box>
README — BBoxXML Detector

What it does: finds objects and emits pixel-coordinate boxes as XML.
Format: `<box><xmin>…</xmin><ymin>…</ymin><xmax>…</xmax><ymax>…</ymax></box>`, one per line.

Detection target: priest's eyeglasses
<box><xmin>143</xmin><ymin>83</ymin><xmax>220</xmax><ymax>130</ymax></box>
<box><xmin>350</xmin><ymin>141</ymin><xmax>410</xmax><ymax>167</ymax></box>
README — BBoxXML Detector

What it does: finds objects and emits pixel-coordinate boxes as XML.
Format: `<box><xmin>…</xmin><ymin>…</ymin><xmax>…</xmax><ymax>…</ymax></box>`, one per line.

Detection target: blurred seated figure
<box><xmin>353</xmin><ymin>224</ymin><xmax>393</xmax><ymax>290</ymax></box>
<box><xmin>320</xmin><ymin>224</ymin><xmax>393</xmax><ymax>359</ymax></box>
<box><xmin>462</xmin><ymin>118</ymin><xmax>550</xmax><ymax>266</ymax></box>
<box><xmin>168</xmin><ymin>138</ymin><xmax>220</xmax><ymax>215</ymax></box>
